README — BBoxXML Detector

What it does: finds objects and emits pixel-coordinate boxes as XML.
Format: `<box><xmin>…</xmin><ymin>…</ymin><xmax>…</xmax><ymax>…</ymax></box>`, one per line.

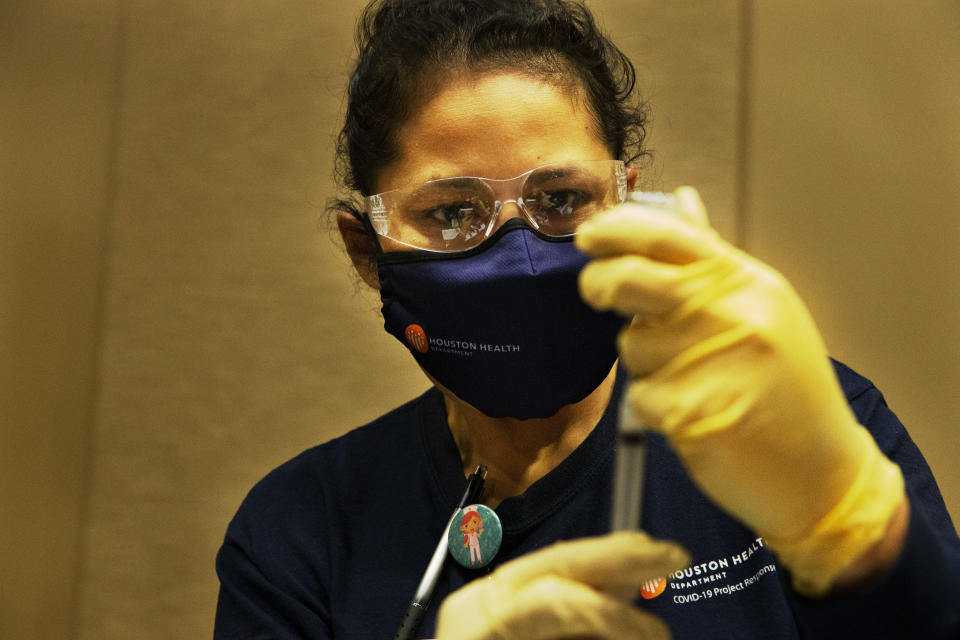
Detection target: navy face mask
<box><xmin>377</xmin><ymin>219</ymin><xmax>626</xmax><ymax>419</ymax></box>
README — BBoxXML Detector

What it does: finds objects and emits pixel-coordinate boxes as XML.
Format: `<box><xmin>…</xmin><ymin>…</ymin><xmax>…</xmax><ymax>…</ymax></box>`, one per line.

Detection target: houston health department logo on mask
<box><xmin>403</xmin><ymin>324</ymin><xmax>520</xmax><ymax>357</ymax></box>
<box><xmin>404</xmin><ymin>324</ymin><xmax>429</xmax><ymax>353</ymax></box>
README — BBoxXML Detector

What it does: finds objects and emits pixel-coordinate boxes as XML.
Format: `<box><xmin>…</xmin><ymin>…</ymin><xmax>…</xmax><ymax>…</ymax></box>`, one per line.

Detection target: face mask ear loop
<box><xmin>359</xmin><ymin>211</ymin><xmax>388</xmax><ymax>260</ymax></box>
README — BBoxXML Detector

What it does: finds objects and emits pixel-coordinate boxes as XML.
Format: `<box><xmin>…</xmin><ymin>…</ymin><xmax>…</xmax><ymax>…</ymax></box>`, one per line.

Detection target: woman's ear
<box><xmin>336</xmin><ymin>211</ymin><xmax>380</xmax><ymax>290</ymax></box>
<box><xmin>625</xmin><ymin>163</ymin><xmax>639</xmax><ymax>190</ymax></box>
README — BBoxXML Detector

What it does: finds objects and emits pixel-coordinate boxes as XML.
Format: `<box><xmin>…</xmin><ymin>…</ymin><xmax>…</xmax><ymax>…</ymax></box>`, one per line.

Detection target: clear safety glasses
<box><xmin>365</xmin><ymin>159</ymin><xmax>627</xmax><ymax>253</ymax></box>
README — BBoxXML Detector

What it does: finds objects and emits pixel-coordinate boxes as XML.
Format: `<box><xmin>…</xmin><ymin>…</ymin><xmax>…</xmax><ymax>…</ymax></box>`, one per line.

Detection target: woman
<box><xmin>215</xmin><ymin>1</ymin><xmax>960</xmax><ymax>638</ymax></box>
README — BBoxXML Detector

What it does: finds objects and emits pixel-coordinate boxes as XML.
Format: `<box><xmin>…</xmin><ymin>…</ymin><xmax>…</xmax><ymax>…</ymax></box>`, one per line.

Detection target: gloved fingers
<box><xmin>579</xmin><ymin>250</ymin><xmax>737</xmax><ymax>318</ymax></box>
<box><xmin>623</xmin><ymin>324</ymin><xmax>762</xmax><ymax>437</ymax></box>
<box><xmin>617</xmin><ymin>312</ymin><xmax>735</xmax><ymax>378</ymax></box>
<box><xmin>579</xmin><ymin>255</ymin><xmax>687</xmax><ymax>316</ymax></box>
<box><xmin>493</xmin><ymin>531</ymin><xmax>689</xmax><ymax>594</ymax></box>
<box><xmin>580</xmin><ymin>186</ymin><xmax>909</xmax><ymax>595</ymax></box>
<box><xmin>436</xmin><ymin>572</ymin><xmax>674</xmax><ymax>640</ymax></box>
<box><xmin>674</xmin><ymin>186</ymin><xmax>710</xmax><ymax>228</ymax></box>
<box><xmin>501</xmin><ymin>575</ymin><xmax>673</xmax><ymax>640</ymax></box>
<box><xmin>575</xmin><ymin>199</ymin><xmax>721</xmax><ymax>264</ymax></box>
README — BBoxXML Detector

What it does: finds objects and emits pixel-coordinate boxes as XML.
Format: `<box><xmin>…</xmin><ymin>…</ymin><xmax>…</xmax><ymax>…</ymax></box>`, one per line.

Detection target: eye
<box><xmin>417</xmin><ymin>196</ymin><xmax>497</xmax><ymax>246</ymax></box>
<box><xmin>423</xmin><ymin>202</ymin><xmax>476</xmax><ymax>227</ymax></box>
<box><xmin>538</xmin><ymin>189</ymin><xmax>590</xmax><ymax>215</ymax></box>
<box><xmin>527</xmin><ymin>188</ymin><xmax>593</xmax><ymax>219</ymax></box>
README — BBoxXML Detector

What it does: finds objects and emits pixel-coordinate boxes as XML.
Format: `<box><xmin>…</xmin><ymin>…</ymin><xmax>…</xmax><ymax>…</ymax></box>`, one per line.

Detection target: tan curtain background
<box><xmin>1</xmin><ymin>1</ymin><xmax>957</xmax><ymax>638</ymax></box>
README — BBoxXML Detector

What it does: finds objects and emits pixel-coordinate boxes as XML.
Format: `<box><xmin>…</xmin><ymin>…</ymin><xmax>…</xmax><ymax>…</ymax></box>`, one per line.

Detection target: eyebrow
<box><xmin>407</xmin><ymin>177</ymin><xmax>483</xmax><ymax>199</ymax></box>
<box><xmin>404</xmin><ymin>163</ymin><xmax>593</xmax><ymax>197</ymax></box>
<box><xmin>525</xmin><ymin>165</ymin><xmax>588</xmax><ymax>186</ymax></box>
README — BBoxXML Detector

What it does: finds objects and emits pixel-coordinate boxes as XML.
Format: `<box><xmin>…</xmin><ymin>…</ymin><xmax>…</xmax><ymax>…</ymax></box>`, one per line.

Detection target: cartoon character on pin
<box><xmin>460</xmin><ymin>506</ymin><xmax>485</xmax><ymax>565</ymax></box>
<box><xmin>447</xmin><ymin>503</ymin><xmax>502</xmax><ymax>569</ymax></box>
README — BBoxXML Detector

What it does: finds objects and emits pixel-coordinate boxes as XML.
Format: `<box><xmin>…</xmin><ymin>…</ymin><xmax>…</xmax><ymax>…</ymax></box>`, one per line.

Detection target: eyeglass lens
<box><xmin>372</xmin><ymin>161</ymin><xmax>622</xmax><ymax>252</ymax></box>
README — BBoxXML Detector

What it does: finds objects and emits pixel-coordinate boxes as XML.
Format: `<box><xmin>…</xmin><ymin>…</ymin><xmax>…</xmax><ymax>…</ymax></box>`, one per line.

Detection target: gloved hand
<box><xmin>576</xmin><ymin>188</ymin><xmax>905</xmax><ymax>596</ymax></box>
<box><xmin>435</xmin><ymin>531</ymin><xmax>689</xmax><ymax>640</ymax></box>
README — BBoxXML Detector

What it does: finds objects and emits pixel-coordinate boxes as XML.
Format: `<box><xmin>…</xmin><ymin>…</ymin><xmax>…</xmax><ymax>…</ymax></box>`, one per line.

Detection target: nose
<box><xmin>491</xmin><ymin>199</ymin><xmax>537</xmax><ymax>234</ymax></box>
<box><xmin>494</xmin><ymin>199</ymin><xmax>523</xmax><ymax>219</ymax></box>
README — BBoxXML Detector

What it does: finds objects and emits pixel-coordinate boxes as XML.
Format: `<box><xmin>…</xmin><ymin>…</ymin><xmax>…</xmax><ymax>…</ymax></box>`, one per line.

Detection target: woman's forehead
<box><xmin>374</xmin><ymin>71</ymin><xmax>608</xmax><ymax>191</ymax></box>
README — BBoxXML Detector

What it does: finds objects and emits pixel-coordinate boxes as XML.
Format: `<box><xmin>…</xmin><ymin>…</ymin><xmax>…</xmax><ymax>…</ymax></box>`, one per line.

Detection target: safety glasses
<box><xmin>365</xmin><ymin>159</ymin><xmax>627</xmax><ymax>252</ymax></box>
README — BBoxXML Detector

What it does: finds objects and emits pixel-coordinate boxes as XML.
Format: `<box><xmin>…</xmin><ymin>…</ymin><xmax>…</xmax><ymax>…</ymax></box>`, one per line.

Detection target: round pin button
<box><xmin>447</xmin><ymin>504</ymin><xmax>502</xmax><ymax>569</ymax></box>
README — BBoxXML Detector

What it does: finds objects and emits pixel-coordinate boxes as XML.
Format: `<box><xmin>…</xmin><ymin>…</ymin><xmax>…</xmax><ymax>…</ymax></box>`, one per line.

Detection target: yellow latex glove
<box><xmin>435</xmin><ymin>531</ymin><xmax>688</xmax><ymax>640</ymax></box>
<box><xmin>576</xmin><ymin>188</ymin><xmax>905</xmax><ymax>596</ymax></box>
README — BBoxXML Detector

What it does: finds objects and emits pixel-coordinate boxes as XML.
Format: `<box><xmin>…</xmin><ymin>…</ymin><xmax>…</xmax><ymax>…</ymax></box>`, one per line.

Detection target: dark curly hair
<box><xmin>330</xmin><ymin>0</ymin><xmax>650</xmax><ymax>217</ymax></box>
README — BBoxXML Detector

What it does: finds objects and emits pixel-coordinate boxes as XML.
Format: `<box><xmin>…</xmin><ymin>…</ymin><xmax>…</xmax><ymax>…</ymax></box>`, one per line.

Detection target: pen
<box><xmin>394</xmin><ymin>464</ymin><xmax>487</xmax><ymax>640</ymax></box>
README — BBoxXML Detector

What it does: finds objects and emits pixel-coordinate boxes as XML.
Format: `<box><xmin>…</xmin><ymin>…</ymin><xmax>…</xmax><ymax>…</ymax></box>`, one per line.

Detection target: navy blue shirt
<box><xmin>215</xmin><ymin>362</ymin><xmax>960</xmax><ymax>638</ymax></box>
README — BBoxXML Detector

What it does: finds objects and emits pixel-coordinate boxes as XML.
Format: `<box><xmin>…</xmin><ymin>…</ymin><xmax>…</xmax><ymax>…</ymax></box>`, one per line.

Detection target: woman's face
<box><xmin>340</xmin><ymin>70</ymin><xmax>629</xmax><ymax>288</ymax></box>
<box><xmin>373</xmin><ymin>71</ymin><xmax>614</xmax><ymax>202</ymax></box>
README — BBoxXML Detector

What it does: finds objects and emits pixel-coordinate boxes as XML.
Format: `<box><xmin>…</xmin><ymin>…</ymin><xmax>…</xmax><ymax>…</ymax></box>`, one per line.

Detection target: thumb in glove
<box><xmin>435</xmin><ymin>531</ymin><xmax>689</xmax><ymax>640</ymax></box>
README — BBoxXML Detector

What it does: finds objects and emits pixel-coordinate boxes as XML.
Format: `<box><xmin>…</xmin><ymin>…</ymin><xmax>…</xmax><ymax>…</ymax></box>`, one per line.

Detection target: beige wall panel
<box><xmin>743</xmin><ymin>2</ymin><xmax>960</xmax><ymax>524</ymax></box>
<box><xmin>0</xmin><ymin>2</ymin><xmax>119</xmax><ymax>639</ymax></box>
<box><xmin>75</xmin><ymin>2</ymin><xmax>422</xmax><ymax>638</ymax></box>
<box><xmin>76</xmin><ymin>1</ymin><xmax>742</xmax><ymax>637</ymax></box>
<box><xmin>594</xmin><ymin>0</ymin><xmax>744</xmax><ymax>241</ymax></box>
